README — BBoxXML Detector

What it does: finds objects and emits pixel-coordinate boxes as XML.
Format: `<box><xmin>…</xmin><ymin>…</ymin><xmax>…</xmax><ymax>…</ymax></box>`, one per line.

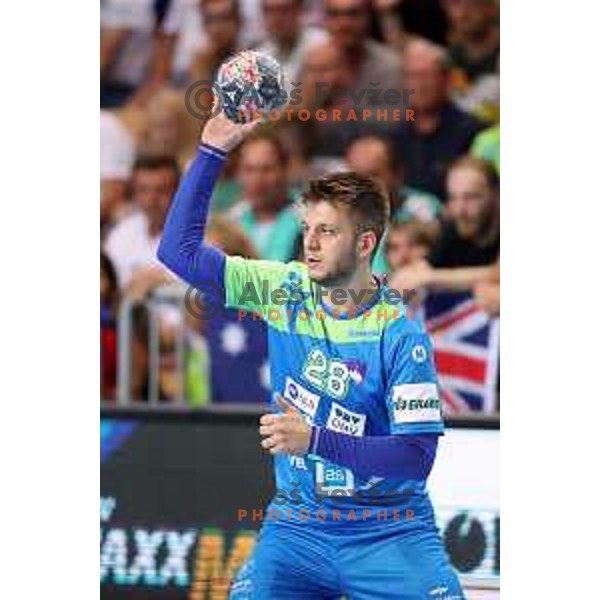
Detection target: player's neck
<box><xmin>320</xmin><ymin>268</ymin><xmax>377</xmax><ymax>315</ymax></box>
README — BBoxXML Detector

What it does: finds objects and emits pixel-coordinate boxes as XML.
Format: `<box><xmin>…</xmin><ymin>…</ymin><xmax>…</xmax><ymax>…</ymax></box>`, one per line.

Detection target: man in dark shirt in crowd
<box><xmin>390</xmin><ymin>156</ymin><xmax>499</xmax><ymax>294</ymax></box>
<box><xmin>430</xmin><ymin>155</ymin><xmax>498</xmax><ymax>268</ymax></box>
<box><xmin>391</xmin><ymin>39</ymin><xmax>485</xmax><ymax>199</ymax></box>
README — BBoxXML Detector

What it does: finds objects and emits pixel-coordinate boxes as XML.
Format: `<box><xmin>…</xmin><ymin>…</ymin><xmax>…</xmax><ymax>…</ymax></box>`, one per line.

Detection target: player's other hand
<box><xmin>259</xmin><ymin>394</ymin><xmax>311</xmax><ymax>456</ymax></box>
<box><xmin>201</xmin><ymin>101</ymin><xmax>263</xmax><ymax>153</ymax></box>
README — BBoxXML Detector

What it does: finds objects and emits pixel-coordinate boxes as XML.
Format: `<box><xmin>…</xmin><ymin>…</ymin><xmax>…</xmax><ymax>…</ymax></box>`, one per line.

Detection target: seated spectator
<box><xmin>227</xmin><ymin>132</ymin><xmax>302</xmax><ymax>261</ymax></box>
<box><xmin>100</xmin><ymin>0</ymin><xmax>186</xmax><ymax>107</ymax></box>
<box><xmin>324</xmin><ymin>0</ymin><xmax>402</xmax><ymax>93</ymax></box>
<box><xmin>345</xmin><ymin>134</ymin><xmax>442</xmax><ymax>273</ymax></box>
<box><xmin>285</xmin><ymin>40</ymin><xmax>353</xmax><ymax>170</ymax></box>
<box><xmin>254</xmin><ymin>0</ymin><xmax>328</xmax><ymax>83</ymax></box>
<box><xmin>390</xmin><ymin>156</ymin><xmax>499</xmax><ymax>292</ymax></box>
<box><xmin>443</xmin><ymin>0</ymin><xmax>500</xmax><ymax>122</ymax></box>
<box><xmin>345</xmin><ymin>135</ymin><xmax>443</xmax><ymax>223</ymax></box>
<box><xmin>100</xmin><ymin>110</ymin><xmax>135</xmax><ymax>230</ymax></box>
<box><xmin>192</xmin><ymin>0</ymin><xmax>244</xmax><ymax>83</ymax></box>
<box><xmin>282</xmin><ymin>0</ymin><xmax>404</xmax><ymax>168</ymax></box>
<box><xmin>138</xmin><ymin>88</ymin><xmax>197</xmax><ymax>166</ymax></box>
<box><xmin>391</xmin><ymin>39</ymin><xmax>485</xmax><ymax>199</ymax></box>
<box><xmin>103</xmin><ymin>156</ymin><xmax>181</xmax><ymax>292</ymax></box>
<box><xmin>101</xmin><ymin>253</ymin><xmax>120</xmax><ymax>401</ymax></box>
<box><xmin>385</xmin><ymin>220</ymin><xmax>438</xmax><ymax>272</ymax></box>
<box><xmin>430</xmin><ymin>155</ymin><xmax>499</xmax><ymax>268</ymax></box>
<box><xmin>471</xmin><ymin>123</ymin><xmax>500</xmax><ymax>175</ymax></box>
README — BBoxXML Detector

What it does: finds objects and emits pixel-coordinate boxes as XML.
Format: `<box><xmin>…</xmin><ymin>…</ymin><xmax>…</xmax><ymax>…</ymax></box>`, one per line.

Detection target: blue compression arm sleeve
<box><xmin>309</xmin><ymin>428</ymin><xmax>439</xmax><ymax>481</ymax></box>
<box><xmin>157</xmin><ymin>143</ymin><xmax>227</xmax><ymax>287</ymax></box>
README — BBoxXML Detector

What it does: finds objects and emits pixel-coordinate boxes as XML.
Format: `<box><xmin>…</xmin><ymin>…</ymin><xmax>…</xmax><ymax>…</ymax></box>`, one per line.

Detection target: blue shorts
<box><xmin>229</xmin><ymin>522</ymin><xmax>464</xmax><ymax>599</ymax></box>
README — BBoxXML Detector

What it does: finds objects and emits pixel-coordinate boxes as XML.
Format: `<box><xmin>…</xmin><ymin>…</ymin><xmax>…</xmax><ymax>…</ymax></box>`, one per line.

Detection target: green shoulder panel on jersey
<box><xmin>224</xmin><ymin>257</ymin><xmax>309</xmax><ymax>331</ymax></box>
<box><xmin>224</xmin><ymin>257</ymin><xmax>422</xmax><ymax>341</ymax></box>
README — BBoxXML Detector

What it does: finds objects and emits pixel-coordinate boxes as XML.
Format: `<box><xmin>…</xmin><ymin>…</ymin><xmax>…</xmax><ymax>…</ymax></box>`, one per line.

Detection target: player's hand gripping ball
<box><xmin>216</xmin><ymin>50</ymin><xmax>286</xmax><ymax>124</ymax></box>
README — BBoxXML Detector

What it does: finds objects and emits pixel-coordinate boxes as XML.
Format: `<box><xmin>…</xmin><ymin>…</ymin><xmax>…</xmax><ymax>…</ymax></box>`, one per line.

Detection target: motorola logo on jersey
<box><xmin>326</xmin><ymin>402</ymin><xmax>366</xmax><ymax>436</ymax></box>
<box><xmin>411</xmin><ymin>344</ymin><xmax>428</xmax><ymax>363</ymax></box>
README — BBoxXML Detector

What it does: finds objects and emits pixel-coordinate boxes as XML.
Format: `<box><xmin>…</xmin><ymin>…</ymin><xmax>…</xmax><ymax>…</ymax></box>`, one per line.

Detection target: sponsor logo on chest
<box><xmin>326</xmin><ymin>402</ymin><xmax>366</xmax><ymax>436</ymax></box>
<box><xmin>284</xmin><ymin>377</ymin><xmax>320</xmax><ymax>418</ymax></box>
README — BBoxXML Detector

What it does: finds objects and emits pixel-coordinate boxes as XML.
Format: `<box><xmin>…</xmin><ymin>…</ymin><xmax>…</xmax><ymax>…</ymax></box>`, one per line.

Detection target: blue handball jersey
<box><xmin>225</xmin><ymin>257</ymin><xmax>444</xmax><ymax>532</ymax></box>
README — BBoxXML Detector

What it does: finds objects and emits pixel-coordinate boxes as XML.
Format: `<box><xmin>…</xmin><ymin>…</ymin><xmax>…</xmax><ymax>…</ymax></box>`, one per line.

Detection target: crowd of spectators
<box><xmin>100</xmin><ymin>0</ymin><xmax>500</xmax><ymax>408</ymax></box>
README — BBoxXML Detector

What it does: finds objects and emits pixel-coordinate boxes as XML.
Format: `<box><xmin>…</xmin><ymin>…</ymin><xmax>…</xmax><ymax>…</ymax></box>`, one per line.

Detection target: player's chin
<box><xmin>306</xmin><ymin>264</ymin><xmax>328</xmax><ymax>283</ymax></box>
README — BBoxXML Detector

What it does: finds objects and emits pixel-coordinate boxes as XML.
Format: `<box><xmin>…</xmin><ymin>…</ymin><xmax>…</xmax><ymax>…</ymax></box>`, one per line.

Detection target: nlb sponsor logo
<box><xmin>392</xmin><ymin>383</ymin><xmax>441</xmax><ymax>423</ymax></box>
<box><xmin>326</xmin><ymin>402</ymin><xmax>366</xmax><ymax>436</ymax></box>
<box><xmin>284</xmin><ymin>377</ymin><xmax>320</xmax><ymax>418</ymax></box>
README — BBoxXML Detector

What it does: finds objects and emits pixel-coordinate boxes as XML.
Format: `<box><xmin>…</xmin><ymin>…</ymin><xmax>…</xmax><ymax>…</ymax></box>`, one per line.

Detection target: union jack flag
<box><xmin>421</xmin><ymin>291</ymin><xmax>499</xmax><ymax>414</ymax></box>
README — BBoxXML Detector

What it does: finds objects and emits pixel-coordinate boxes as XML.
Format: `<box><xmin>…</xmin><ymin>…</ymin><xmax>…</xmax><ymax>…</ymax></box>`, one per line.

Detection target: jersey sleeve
<box><xmin>384</xmin><ymin>328</ymin><xmax>444</xmax><ymax>436</ymax></box>
<box><xmin>224</xmin><ymin>256</ymin><xmax>304</xmax><ymax>312</ymax></box>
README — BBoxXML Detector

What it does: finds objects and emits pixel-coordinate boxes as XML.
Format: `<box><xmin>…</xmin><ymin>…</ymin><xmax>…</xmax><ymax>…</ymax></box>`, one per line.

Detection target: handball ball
<box><xmin>216</xmin><ymin>51</ymin><xmax>285</xmax><ymax>124</ymax></box>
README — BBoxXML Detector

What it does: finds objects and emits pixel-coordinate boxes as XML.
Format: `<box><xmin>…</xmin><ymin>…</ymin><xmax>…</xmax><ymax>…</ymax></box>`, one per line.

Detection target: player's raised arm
<box><xmin>157</xmin><ymin>110</ymin><xmax>261</xmax><ymax>286</ymax></box>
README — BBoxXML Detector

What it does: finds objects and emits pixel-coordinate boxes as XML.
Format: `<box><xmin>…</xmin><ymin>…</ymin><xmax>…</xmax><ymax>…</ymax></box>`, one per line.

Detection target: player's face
<box><xmin>302</xmin><ymin>201</ymin><xmax>361</xmax><ymax>287</ymax></box>
<box><xmin>446</xmin><ymin>166</ymin><xmax>492</xmax><ymax>238</ymax></box>
<box><xmin>133</xmin><ymin>168</ymin><xmax>178</xmax><ymax>229</ymax></box>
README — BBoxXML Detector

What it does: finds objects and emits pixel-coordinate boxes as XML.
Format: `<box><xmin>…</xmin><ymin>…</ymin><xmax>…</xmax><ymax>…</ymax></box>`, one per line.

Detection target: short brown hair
<box><xmin>303</xmin><ymin>171</ymin><xmax>391</xmax><ymax>249</ymax></box>
<box><xmin>448</xmin><ymin>155</ymin><xmax>499</xmax><ymax>189</ymax></box>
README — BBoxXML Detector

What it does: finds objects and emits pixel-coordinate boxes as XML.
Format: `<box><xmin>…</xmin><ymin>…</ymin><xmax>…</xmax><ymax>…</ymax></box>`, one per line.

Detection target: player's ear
<box><xmin>358</xmin><ymin>230</ymin><xmax>377</xmax><ymax>260</ymax></box>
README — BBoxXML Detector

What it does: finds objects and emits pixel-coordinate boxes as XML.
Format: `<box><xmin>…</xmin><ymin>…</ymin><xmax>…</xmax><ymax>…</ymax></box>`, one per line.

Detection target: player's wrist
<box><xmin>198</xmin><ymin>142</ymin><xmax>228</xmax><ymax>160</ymax></box>
<box><xmin>308</xmin><ymin>425</ymin><xmax>322</xmax><ymax>455</ymax></box>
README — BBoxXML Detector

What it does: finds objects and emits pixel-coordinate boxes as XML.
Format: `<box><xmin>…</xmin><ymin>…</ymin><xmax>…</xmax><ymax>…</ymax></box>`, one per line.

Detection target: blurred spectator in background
<box><xmin>345</xmin><ymin>134</ymin><xmax>442</xmax><ymax>273</ymax></box>
<box><xmin>227</xmin><ymin>132</ymin><xmax>302</xmax><ymax>261</ymax></box>
<box><xmin>471</xmin><ymin>123</ymin><xmax>499</xmax><ymax>174</ymax></box>
<box><xmin>285</xmin><ymin>0</ymin><xmax>403</xmax><ymax>170</ymax></box>
<box><xmin>138</xmin><ymin>88</ymin><xmax>197</xmax><ymax>166</ymax></box>
<box><xmin>345</xmin><ymin>135</ymin><xmax>442</xmax><ymax>223</ymax></box>
<box><xmin>385</xmin><ymin>219</ymin><xmax>438</xmax><ymax>272</ymax></box>
<box><xmin>101</xmin><ymin>253</ymin><xmax>120</xmax><ymax>401</ymax></box>
<box><xmin>101</xmin><ymin>110</ymin><xmax>135</xmax><ymax>230</ymax></box>
<box><xmin>104</xmin><ymin>156</ymin><xmax>180</xmax><ymax>292</ymax></box>
<box><xmin>431</xmin><ymin>155</ymin><xmax>498</xmax><ymax>268</ymax></box>
<box><xmin>392</xmin><ymin>39</ymin><xmax>485</xmax><ymax>199</ymax></box>
<box><xmin>193</xmin><ymin>0</ymin><xmax>243</xmax><ymax>82</ymax></box>
<box><xmin>324</xmin><ymin>0</ymin><xmax>401</xmax><ymax>92</ymax></box>
<box><xmin>100</xmin><ymin>0</ymin><xmax>187</xmax><ymax>107</ymax></box>
<box><xmin>390</xmin><ymin>156</ymin><xmax>499</xmax><ymax>292</ymax></box>
<box><xmin>255</xmin><ymin>0</ymin><xmax>328</xmax><ymax>83</ymax></box>
<box><xmin>443</xmin><ymin>0</ymin><xmax>499</xmax><ymax>122</ymax></box>
<box><xmin>288</xmin><ymin>40</ymin><xmax>352</xmax><ymax>169</ymax></box>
